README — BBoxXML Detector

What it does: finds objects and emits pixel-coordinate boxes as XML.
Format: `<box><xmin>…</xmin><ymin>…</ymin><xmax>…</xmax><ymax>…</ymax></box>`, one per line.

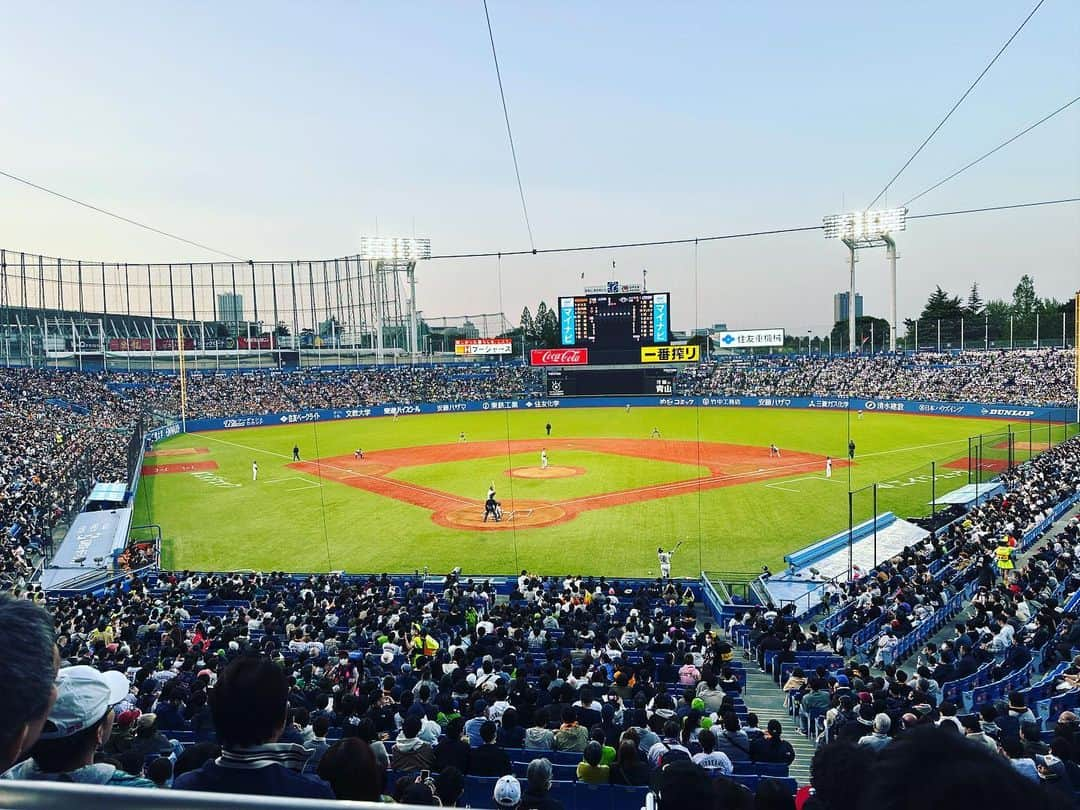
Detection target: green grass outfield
<box><xmin>136</xmin><ymin>407</ymin><xmax>1049</xmax><ymax>578</ymax></box>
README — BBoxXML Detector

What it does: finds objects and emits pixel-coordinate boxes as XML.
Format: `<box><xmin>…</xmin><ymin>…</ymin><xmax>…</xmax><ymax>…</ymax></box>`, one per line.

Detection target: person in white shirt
<box><xmin>251</xmin><ymin>460</ymin><xmax>258</xmax><ymax>481</ymax></box>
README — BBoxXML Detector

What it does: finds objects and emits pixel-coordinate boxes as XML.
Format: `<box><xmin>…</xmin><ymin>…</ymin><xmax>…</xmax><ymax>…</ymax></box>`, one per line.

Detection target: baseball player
<box><xmin>825</xmin><ymin>456</ymin><xmax>833</xmax><ymax>478</ymax></box>
<box><xmin>483</xmin><ymin>495</ymin><xmax>500</xmax><ymax>523</ymax></box>
<box><xmin>541</xmin><ymin>448</ymin><xmax>549</xmax><ymax>470</ymax></box>
<box><xmin>651</xmin><ymin>426</ymin><xmax>661</xmax><ymax>439</ymax></box>
<box><xmin>292</xmin><ymin>444</ymin><xmax>300</xmax><ymax>461</ymax></box>
<box><xmin>657</xmin><ymin>543</ymin><xmax>681</xmax><ymax>579</ymax></box>
<box><xmin>252</xmin><ymin>460</ymin><xmax>258</xmax><ymax>481</ymax></box>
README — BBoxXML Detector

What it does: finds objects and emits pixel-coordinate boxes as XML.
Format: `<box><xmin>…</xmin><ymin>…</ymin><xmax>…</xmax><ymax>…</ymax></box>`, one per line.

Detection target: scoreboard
<box><xmin>558</xmin><ymin>292</ymin><xmax>669</xmax><ymax>351</ymax></box>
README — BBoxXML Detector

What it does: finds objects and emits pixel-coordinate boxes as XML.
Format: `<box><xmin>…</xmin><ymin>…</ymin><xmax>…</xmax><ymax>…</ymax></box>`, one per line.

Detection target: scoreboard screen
<box><xmin>559</xmin><ymin>292</ymin><xmax>669</xmax><ymax>348</ymax></box>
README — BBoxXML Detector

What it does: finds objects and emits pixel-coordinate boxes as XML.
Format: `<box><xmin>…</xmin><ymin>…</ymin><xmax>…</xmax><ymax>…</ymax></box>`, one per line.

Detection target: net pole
<box><xmin>177</xmin><ymin>322</ymin><xmax>187</xmax><ymax>433</ymax></box>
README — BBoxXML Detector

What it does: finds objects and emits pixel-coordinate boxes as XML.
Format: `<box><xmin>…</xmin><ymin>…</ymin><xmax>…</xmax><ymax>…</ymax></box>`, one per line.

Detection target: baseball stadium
<box><xmin>1</xmin><ymin>4</ymin><xmax>1079</xmax><ymax>810</ymax></box>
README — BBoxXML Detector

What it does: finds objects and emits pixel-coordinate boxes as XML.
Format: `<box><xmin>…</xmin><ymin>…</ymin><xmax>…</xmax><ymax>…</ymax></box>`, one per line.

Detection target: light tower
<box><xmin>822</xmin><ymin>208</ymin><xmax>906</xmax><ymax>353</ymax></box>
<box><xmin>356</xmin><ymin>236</ymin><xmax>431</xmax><ymax>364</ymax></box>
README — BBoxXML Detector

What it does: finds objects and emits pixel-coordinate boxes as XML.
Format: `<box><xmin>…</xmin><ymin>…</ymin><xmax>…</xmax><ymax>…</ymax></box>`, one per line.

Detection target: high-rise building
<box><xmin>217</xmin><ymin>293</ymin><xmax>244</xmax><ymax>325</ymax></box>
<box><xmin>833</xmin><ymin>292</ymin><xmax>863</xmax><ymax>323</ymax></box>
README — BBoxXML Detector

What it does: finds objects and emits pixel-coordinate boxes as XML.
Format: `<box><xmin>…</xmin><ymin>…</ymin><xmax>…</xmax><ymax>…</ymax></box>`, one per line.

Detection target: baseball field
<box><xmin>135</xmin><ymin>407</ymin><xmax>1069</xmax><ymax>577</ymax></box>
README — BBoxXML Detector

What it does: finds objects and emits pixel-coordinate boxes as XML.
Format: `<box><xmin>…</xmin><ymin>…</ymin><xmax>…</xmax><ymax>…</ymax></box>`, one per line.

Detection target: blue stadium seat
<box><xmin>574</xmin><ymin>781</ymin><xmax>614</xmax><ymax>810</ymax></box>
<box><xmin>548</xmin><ymin>779</ymin><xmax>578</xmax><ymax>809</ymax></box>
<box><xmin>464</xmin><ymin>775</ymin><xmax>501</xmax><ymax>808</ymax></box>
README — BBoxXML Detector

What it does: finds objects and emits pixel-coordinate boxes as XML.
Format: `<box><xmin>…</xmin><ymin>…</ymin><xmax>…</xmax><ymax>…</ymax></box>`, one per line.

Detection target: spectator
<box><xmin>0</xmin><ymin>596</ymin><xmax>58</xmax><ymax>774</ymax></box>
<box><xmin>691</xmin><ymin>728</ymin><xmax>734</xmax><ymax>774</ymax></box>
<box><xmin>305</xmin><ymin>715</ymin><xmax>330</xmax><ymax>774</ymax></box>
<box><xmin>576</xmin><ymin>740</ymin><xmax>610</xmax><ymax>784</ymax></box>
<box><xmin>172</xmin><ymin>656</ymin><xmax>332</xmax><ymax>798</ymax></box>
<box><xmin>609</xmin><ymin>739</ymin><xmax>651</xmax><ymax>786</ymax></box>
<box><xmin>435</xmin><ymin>766</ymin><xmax>466</xmax><ymax>807</ymax></box>
<box><xmin>435</xmin><ymin>716</ymin><xmax>471</xmax><ymax>774</ymax></box>
<box><xmin>858</xmin><ymin>714</ymin><xmax>892</xmax><ymax>752</ymax></box>
<box><xmin>493</xmin><ymin>773</ymin><xmax>523</xmax><ymax>809</ymax></box>
<box><xmin>393</xmin><ymin>714</ymin><xmax>436</xmax><ymax>773</ymax></box>
<box><xmin>713</xmin><ymin>712</ymin><xmax>752</xmax><ymax>763</ymax></box>
<box><xmin>553</xmin><ymin>708</ymin><xmax>588</xmax><ymax>752</ymax></box>
<box><xmin>858</xmin><ymin>725</ymin><xmax>1061</xmax><ymax>808</ymax></box>
<box><xmin>750</xmin><ymin>720</ymin><xmax>796</xmax><ymax>765</ymax></box>
<box><xmin>2</xmin><ymin>665</ymin><xmax>152</xmax><ymax>788</ymax></box>
<box><xmin>146</xmin><ymin>757</ymin><xmax>172</xmax><ymax>789</ymax></box>
<box><xmin>521</xmin><ymin>757</ymin><xmax>565</xmax><ymax>810</ymax></box>
<box><xmin>317</xmin><ymin>738</ymin><xmax>389</xmax><ymax>802</ymax></box>
<box><xmin>525</xmin><ymin>708</ymin><xmax>555</xmax><ymax>750</ymax></box>
<box><xmin>470</xmin><ymin>720</ymin><xmax>512</xmax><ymax>777</ymax></box>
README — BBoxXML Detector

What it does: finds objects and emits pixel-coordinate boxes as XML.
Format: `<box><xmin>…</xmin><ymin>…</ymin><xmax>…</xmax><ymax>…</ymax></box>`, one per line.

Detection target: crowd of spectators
<box><xmin>683</xmin><ymin>349</ymin><xmax>1075</xmax><ymax>406</ymax></box>
<box><xmin>0</xmin><ymin>368</ymin><xmax>138</xmax><ymax>591</ymax></box>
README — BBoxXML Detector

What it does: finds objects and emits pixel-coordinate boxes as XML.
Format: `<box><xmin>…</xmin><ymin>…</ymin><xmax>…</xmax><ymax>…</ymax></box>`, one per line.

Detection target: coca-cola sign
<box><xmin>530</xmin><ymin>348</ymin><xmax>589</xmax><ymax>366</ymax></box>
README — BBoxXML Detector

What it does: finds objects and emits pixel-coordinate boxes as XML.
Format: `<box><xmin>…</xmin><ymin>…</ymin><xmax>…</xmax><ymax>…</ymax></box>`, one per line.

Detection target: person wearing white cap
<box><xmin>1</xmin><ymin>665</ymin><xmax>154</xmax><ymax>787</ymax></box>
<box><xmin>493</xmin><ymin>773</ymin><xmax>522</xmax><ymax>808</ymax></box>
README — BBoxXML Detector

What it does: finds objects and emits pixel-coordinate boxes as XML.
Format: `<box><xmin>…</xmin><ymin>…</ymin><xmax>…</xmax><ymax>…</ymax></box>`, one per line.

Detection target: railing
<box><xmin>0</xmin><ymin>781</ymin><xmax>380</xmax><ymax>810</ymax></box>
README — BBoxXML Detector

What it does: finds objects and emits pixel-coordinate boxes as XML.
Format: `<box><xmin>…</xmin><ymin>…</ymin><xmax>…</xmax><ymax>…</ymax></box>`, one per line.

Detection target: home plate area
<box><xmin>288</xmin><ymin>438</ymin><xmax>844</xmax><ymax>531</ymax></box>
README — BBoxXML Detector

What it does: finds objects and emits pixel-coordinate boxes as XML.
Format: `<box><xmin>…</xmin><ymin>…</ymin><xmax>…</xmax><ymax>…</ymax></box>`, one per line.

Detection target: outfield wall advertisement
<box><xmin>168</xmin><ymin>395</ymin><xmax>1075</xmax><ymax>434</ymax></box>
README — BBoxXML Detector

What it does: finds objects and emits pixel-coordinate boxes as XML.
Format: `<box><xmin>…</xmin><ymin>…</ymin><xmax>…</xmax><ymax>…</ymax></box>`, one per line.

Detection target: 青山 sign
<box><xmin>640</xmin><ymin>345</ymin><xmax>700</xmax><ymax>363</ymax></box>
<box><xmin>711</xmin><ymin>329</ymin><xmax>785</xmax><ymax>349</ymax></box>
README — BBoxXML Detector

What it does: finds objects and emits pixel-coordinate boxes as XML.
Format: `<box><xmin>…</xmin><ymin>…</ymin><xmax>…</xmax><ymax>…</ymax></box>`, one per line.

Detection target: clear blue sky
<box><xmin>1</xmin><ymin>1</ymin><xmax>1077</xmax><ymax>333</ymax></box>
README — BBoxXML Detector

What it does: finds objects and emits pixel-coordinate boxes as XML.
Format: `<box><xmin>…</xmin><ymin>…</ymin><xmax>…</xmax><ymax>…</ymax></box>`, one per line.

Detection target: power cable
<box><xmin>904</xmin><ymin>94</ymin><xmax>1080</xmax><ymax>206</ymax></box>
<box><xmin>867</xmin><ymin>0</ymin><xmax>1046</xmax><ymax>209</ymax></box>
<box><xmin>907</xmin><ymin>196</ymin><xmax>1079</xmax><ymax>221</ymax></box>
<box><xmin>427</xmin><ymin>197</ymin><xmax>1079</xmax><ymax>261</ymax></box>
<box><xmin>0</xmin><ymin>168</ymin><xmax>247</xmax><ymax>261</ymax></box>
<box><xmin>482</xmin><ymin>0</ymin><xmax>536</xmax><ymax>252</ymax></box>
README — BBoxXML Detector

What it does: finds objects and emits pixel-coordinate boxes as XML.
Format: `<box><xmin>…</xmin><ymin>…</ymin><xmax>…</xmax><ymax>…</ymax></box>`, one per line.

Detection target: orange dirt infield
<box><xmin>993</xmin><ymin>439</ymin><xmax>1052</xmax><ymax>451</ymax></box>
<box><xmin>943</xmin><ymin>457</ymin><xmax>1009</xmax><ymax>473</ymax></box>
<box><xmin>145</xmin><ymin>447</ymin><xmax>209</xmax><ymax>458</ymax></box>
<box><xmin>508</xmin><ymin>465</ymin><xmax>585</xmax><ymax>479</ymax></box>
<box><xmin>288</xmin><ymin>438</ymin><xmax>846</xmax><ymax>532</ymax></box>
<box><xmin>142</xmin><ymin>460</ymin><xmax>219</xmax><ymax>475</ymax></box>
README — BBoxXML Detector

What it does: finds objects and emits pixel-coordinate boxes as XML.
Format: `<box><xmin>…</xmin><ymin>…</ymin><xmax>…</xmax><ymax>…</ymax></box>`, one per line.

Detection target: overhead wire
<box><xmin>866</xmin><ymin>0</ymin><xmax>1046</xmax><ymax>209</ymax></box>
<box><xmin>903</xmin><ymin>94</ymin><xmax>1080</xmax><ymax>207</ymax></box>
<box><xmin>427</xmin><ymin>197</ymin><xmax>1079</xmax><ymax>261</ymax></box>
<box><xmin>482</xmin><ymin>0</ymin><xmax>536</xmax><ymax>252</ymax></box>
<box><xmin>0</xmin><ymin>168</ymin><xmax>247</xmax><ymax>261</ymax></box>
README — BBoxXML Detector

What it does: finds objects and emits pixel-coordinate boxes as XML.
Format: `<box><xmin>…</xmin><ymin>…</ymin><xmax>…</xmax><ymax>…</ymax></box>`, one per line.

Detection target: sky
<box><xmin>0</xmin><ymin>0</ymin><xmax>1077</xmax><ymax>335</ymax></box>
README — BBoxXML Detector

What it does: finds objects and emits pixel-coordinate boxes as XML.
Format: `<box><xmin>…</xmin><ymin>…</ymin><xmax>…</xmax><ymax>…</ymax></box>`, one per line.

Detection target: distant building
<box><xmin>833</xmin><ymin>292</ymin><xmax>863</xmax><ymax>323</ymax></box>
<box><xmin>217</xmin><ymin>293</ymin><xmax>244</xmax><ymax>325</ymax></box>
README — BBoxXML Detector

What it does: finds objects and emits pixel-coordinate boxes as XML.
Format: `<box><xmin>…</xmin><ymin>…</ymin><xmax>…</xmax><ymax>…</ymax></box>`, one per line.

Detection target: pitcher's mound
<box><xmin>508</xmin><ymin>465</ymin><xmax>585</xmax><ymax>479</ymax></box>
<box><xmin>434</xmin><ymin>501</ymin><xmax>567</xmax><ymax>530</ymax></box>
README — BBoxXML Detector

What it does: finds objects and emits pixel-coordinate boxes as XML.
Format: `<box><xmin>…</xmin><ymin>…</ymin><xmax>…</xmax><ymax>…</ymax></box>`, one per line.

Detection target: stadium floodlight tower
<box><xmin>356</xmin><ymin>236</ymin><xmax>431</xmax><ymax>364</ymax></box>
<box><xmin>822</xmin><ymin>208</ymin><xmax>906</xmax><ymax>353</ymax></box>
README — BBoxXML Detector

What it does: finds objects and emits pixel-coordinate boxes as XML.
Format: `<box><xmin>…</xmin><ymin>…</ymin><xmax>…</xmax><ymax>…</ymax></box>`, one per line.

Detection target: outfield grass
<box><xmin>137</xmin><ymin>407</ymin><xmax>1032</xmax><ymax>577</ymax></box>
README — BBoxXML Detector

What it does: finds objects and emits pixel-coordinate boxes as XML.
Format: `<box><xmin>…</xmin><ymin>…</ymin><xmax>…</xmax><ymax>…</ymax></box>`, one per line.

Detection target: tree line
<box><xmin>903</xmin><ymin>275</ymin><xmax>1075</xmax><ymax>348</ymax></box>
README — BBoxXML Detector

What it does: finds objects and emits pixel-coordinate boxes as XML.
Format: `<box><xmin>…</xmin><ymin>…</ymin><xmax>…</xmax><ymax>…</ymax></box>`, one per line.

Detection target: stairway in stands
<box><xmin>742</xmin><ymin>662</ymin><xmax>815</xmax><ymax>784</ymax></box>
